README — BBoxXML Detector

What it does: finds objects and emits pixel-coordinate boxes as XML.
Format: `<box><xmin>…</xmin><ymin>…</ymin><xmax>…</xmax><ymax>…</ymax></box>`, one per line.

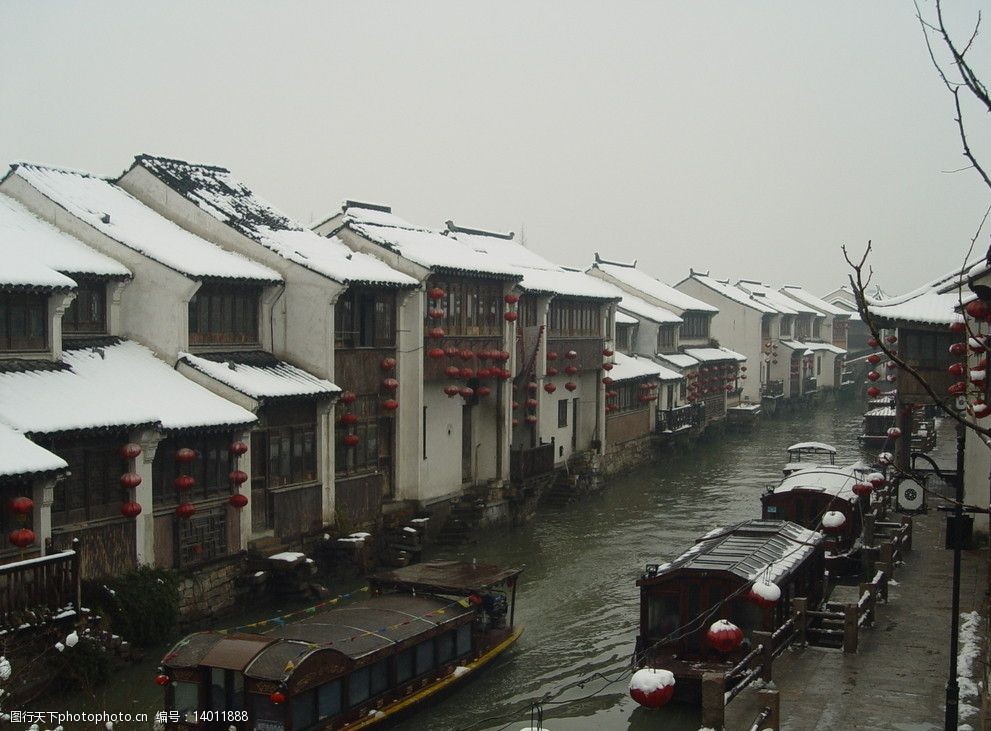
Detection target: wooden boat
<box><xmin>858</xmin><ymin>404</ymin><xmax>937</xmax><ymax>452</ymax></box>
<box><xmin>633</xmin><ymin>520</ymin><xmax>825</xmax><ymax>704</ymax></box>
<box><xmin>761</xmin><ymin>465</ymin><xmax>866</xmax><ymax>574</ymax></box>
<box><xmin>159</xmin><ymin>560</ymin><xmax>522</xmax><ymax>730</ymax></box>
<box><xmin>782</xmin><ymin>441</ymin><xmax>836</xmax><ymax>475</ymax></box>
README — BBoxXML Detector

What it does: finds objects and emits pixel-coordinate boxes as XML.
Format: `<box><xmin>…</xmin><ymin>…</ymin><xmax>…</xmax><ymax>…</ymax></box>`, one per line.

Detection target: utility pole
<box><xmin>944</xmin><ymin>420</ymin><xmax>966</xmax><ymax>731</ymax></box>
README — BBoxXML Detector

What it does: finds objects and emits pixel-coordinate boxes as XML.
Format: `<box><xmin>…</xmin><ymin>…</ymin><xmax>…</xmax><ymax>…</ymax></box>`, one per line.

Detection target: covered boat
<box><xmin>858</xmin><ymin>404</ymin><xmax>936</xmax><ymax>452</ymax></box>
<box><xmin>633</xmin><ymin>520</ymin><xmax>825</xmax><ymax>703</ymax></box>
<box><xmin>782</xmin><ymin>441</ymin><xmax>836</xmax><ymax>475</ymax></box>
<box><xmin>160</xmin><ymin>561</ymin><xmax>522</xmax><ymax>730</ymax></box>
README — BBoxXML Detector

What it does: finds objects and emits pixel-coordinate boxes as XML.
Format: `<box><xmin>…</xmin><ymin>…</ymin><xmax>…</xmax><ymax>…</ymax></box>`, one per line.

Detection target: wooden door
<box><xmin>461</xmin><ymin>405</ymin><xmax>473</xmax><ymax>484</ymax></box>
<box><xmin>250</xmin><ymin>432</ymin><xmax>269</xmax><ymax>532</ymax></box>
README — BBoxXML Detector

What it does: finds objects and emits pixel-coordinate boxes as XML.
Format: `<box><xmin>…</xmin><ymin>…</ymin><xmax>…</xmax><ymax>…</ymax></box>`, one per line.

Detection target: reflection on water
<box><xmin>61</xmin><ymin>398</ymin><xmax>866</xmax><ymax>730</ymax></box>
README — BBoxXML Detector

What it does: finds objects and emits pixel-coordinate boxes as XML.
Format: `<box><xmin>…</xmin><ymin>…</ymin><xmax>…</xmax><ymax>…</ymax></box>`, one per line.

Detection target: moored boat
<box><xmin>159</xmin><ymin>560</ymin><xmax>523</xmax><ymax>730</ymax></box>
<box><xmin>782</xmin><ymin>441</ymin><xmax>836</xmax><ymax>475</ymax></box>
<box><xmin>632</xmin><ymin>519</ymin><xmax>825</xmax><ymax>704</ymax></box>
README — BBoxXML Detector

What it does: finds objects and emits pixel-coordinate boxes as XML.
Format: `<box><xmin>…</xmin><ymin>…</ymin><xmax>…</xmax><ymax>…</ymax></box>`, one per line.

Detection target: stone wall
<box><xmin>176</xmin><ymin>554</ymin><xmax>246</xmax><ymax>623</ymax></box>
<box><xmin>602</xmin><ymin>434</ymin><xmax>659</xmax><ymax>477</ymax></box>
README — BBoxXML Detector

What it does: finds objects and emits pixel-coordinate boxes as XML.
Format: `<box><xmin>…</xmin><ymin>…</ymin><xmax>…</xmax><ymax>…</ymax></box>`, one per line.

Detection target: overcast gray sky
<box><xmin>2</xmin><ymin>1</ymin><xmax>989</xmax><ymax>296</ymax></box>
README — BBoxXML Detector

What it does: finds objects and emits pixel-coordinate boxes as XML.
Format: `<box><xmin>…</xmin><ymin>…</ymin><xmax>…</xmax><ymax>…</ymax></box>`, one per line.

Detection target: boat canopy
<box><xmin>641</xmin><ymin>520</ymin><xmax>822</xmax><ymax>586</ymax></box>
<box><xmin>772</xmin><ymin>466</ymin><xmax>861</xmax><ymax>501</ymax></box>
<box><xmin>369</xmin><ymin>560</ymin><xmax>522</xmax><ymax>595</ymax></box>
<box><xmin>786</xmin><ymin>441</ymin><xmax>836</xmax><ymax>454</ymax></box>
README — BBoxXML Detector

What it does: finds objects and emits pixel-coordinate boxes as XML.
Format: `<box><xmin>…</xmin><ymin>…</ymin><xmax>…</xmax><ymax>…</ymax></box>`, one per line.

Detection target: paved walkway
<box><xmin>724</xmin><ymin>509</ymin><xmax>988</xmax><ymax>731</ymax></box>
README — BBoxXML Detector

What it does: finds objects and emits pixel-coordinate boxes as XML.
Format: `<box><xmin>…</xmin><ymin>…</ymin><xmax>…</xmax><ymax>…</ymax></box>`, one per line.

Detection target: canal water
<box><xmin>58</xmin><ymin>397</ymin><xmax>868</xmax><ymax>730</ymax></box>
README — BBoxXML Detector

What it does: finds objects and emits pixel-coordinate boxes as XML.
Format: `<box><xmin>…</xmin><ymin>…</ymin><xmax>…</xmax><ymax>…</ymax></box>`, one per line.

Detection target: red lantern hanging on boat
<box><xmin>706</xmin><ymin>620</ymin><xmax>744</xmax><ymax>653</ymax></box>
<box><xmin>628</xmin><ymin>668</ymin><xmax>675</xmax><ymax>709</ymax></box>
<box><xmin>175</xmin><ymin>503</ymin><xmax>196</xmax><ymax>520</ymax></box>
<box><xmin>120</xmin><ymin>443</ymin><xmax>142</xmax><ymax>460</ymax></box>
<box><xmin>545</xmin><ymin>366</ymin><xmax>558</xmax><ymax>377</ymax></box>
<box><xmin>427</xmin><ymin>287</ymin><xmax>446</xmax><ymax>301</ymax></box>
<box><xmin>174</xmin><ymin>475</ymin><xmax>195</xmax><ymax>491</ymax></box>
<box><xmin>343</xmin><ymin>434</ymin><xmax>360</xmax><ymax>447</ymax></box>
<box><xmin>565</xmin><ymin>382</ymin><xmax>577</xmax><ymax>392</ymax></box>
<box><xmin>120</xmin><ymin>501</ymin><xmax>143</xmax><ymax>518</ymax></box>
<box><xmin>340</xmin><ymin>391</ymin><xmax>358</xmax><ymax>404</ymax></box>
<box><xmin>229</xmin><ymin>470</ymin><xmax>248</xmax><ymax>486</ymax></box>
<box><xmin>478</xmin><ymin>367</ymin><xmax>493</xmax><ymax>379</ymax></box>
<box><xmin>445</xmin><ymin>346</ymin><xmax>460</xmax><ymax>358</ymax></box>
<box><xmin>8</xmin><ymin>496</ymin><xmax>33</xmax><ymax>515</ymax></box>
<box><xmin>382</xmin><ymin>399</ymin><xmax>399</xmax><ymax>411</ymax></box>
<box><xmin>499</xmin><ymin>369</ymin><xmax>512</xmax><ymax>380</ymax></box>
<box><xmin>821</xmin><ymin>511</ymin><xmax>846</xmax><ymax>533</ymax></box>
<box><xmin>504</xmin><ymin>293</ymin><xmax>520</xmax><ymax>304</ymax></box>
<box><xmin>748</xmin><ymin>579</ymin><xmax>781</xmax><ymax>607</ymax></box>
<box><xmin>175</xmin><ymin>448</ymin><xmax>196</xmax><ymax>463</ymax></box>
<box><xmin>229</xmin><ymin>493</ymin><xmax>248</xmax><ymax>509</ymax></box>
<box><xmin>444</xmin><ymin>385</ymin><xmax>460</xmax><ymax>397</ymax></box>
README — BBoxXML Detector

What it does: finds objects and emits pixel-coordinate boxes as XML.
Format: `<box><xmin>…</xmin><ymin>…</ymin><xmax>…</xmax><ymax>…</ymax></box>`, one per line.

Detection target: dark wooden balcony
<box><xmin>510</xmin><ymin>443</ymin><xmax>555</xmax><ymax>483</ymax></box>
<box><xmin>761</xmin><ymin>379</ymin><xmax>784</xmax><ymax>398</ymax></box>
<box><xmin>657</xmin><ymin>403</ymin><xmax>703</xmax><ymax>433</ymax></box>
<box><xmin>0</xmin><ymin>539</ymin><xmax>80</xmax><ymax>629</ymax></box>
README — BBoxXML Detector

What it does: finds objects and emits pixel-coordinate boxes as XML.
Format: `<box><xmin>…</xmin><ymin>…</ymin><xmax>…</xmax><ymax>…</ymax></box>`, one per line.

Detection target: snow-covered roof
<box><xmin>772</xmin><ymin>466</ymin><xmax>860</xmax><ymax>502</ymax></box>
<box><xmin>655</xmin><ymin>352</ymin><xmax>698</xmax><ymax>370</ymax></box>
<box><xmin>681</xmin><ymin>272</ymin><xmax>778</xmax><ymax>314</ymax></box>
<box><xmin>0</xmin><ymin>194</ymin><xmax>130</xmax><ymax>290</ymax></box>
<box><xmin>179</xmin><ymin>351</ymin><xmax>340</xmax><ymax>401</ymax></box>
<box><xmin>737</xmin><ymin>280</ymin><xmax>814</xmax><ymax>315</ymax></box>
<box><xmin>867</xmin><ymin>263</ymin><xmax>978</xmax><ymax>327</ymax></box>
<box><xmin>10</xmin><ymin>163</ymin><xmax>281</xmax><ymax>284</ymax></box>
<box><xmin>0</xmin><ymin>422</ymin><xmax>67</xmax><ymax>479</ymax></box>
<box><xmin>339</xmin><ymin>202</ymin><xmax>426</xmax><ymax>231</ymax></box>
<box><xmin>779</xmin><ymin>285</ymin><xmax>850</xmax><ymax>317</ymax></box>
<box><xmin>0</xmin><ymin>340</ymin><xmax>255</xmax><ymax>435</ymax></box>
<box><xmin>130</xmin><ymin>157</ymin><xmax>415</xmax><ymax>288</ymax></box>
<box><xmin>600</xmin><ymin>282</ymin><xmax>682</xmax><ymax>324</ymax></box>
<box><xmin>352</xmin><ymin>222</ymin><xmax>521</xmax><ymax>279</ymax></box>
<box><xmin>443</xmin><ymin>224</ymin><xmax>617</xmax><ymax>299</ymax></box>
<box><xmin>615</xmin><ymin>310</ymin><xmax>638</xmax><ymax>325</ymax></box>
<box><xmin>805</xmin><ymin>342</ymin><xmax>846</xmax><ymax>355</ymax></box>
<box><xmin>683</xmin><ymin>347</ymin><xmax>746</xmax><ymax>363</ymax></box>
<box><xmin>865</xmin><ymin>406</ymin><xmax>896</xmax><ymax>417</ymax></box>
<box><xmin>590</xmin><ymin>258</ymin><xmax>718</xmax><ymax>313</ymax></box>
<box><xmin>651</xmin><ymin>359</ymin><xmax>685</xmax><ymax>382</ymax></box>
<box><xmin>778</xmin><ymin>339</ymin><xmax>811</xmax><ymax>351</ymax></box>
<box><xmin>609</xmin><ymin>352</ymin><xmax>661</xmax><ymax>382</ymax></box>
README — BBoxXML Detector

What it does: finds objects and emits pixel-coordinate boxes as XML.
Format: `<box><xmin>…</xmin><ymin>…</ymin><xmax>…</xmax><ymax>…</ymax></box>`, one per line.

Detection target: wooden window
<box><xmin>519</xmin><ymin>297</ymin><xmax>538</xmax><ymax>328</ymax></box>
<box><xmin>901</xmin><ymin>329</ymin><xmax>958</xmax><ymax>369</ymax></box>
<box><xmin>612</xmin><ymin>382</ymin><xmax>648</xmax><ymax>414</ymax></box>
<box><xmin>265</xmin><ymin>423</ymin><xmax>317</xmax><ymax>488</ymax></box>
<box><xmin>175</xmin><ymin>507</ymin><xmax>227</xmax><ymax>568</ymax></box>
<box><xmin>680</xmin><ymin>313</ymin><xmax>709</xmax><ymax>340</ymax></box>
<box><xmin>548</xmin><ymin>299</ymin><xmax>602</xmax><ymax>337</ymax></box>
<box><xmin>557</xmin><ymin>399</ymin><xmax>568</xmax><ymax>428</ymax></box>
<box><xmin>0</xmin><ymin>292</ymin><xmax>47</xmax><ymax>351</ymax></box>
<box><xmin>49</xmin><ymin>435</ymin><xmax>127</xmax><ymax>525</ymax></box>
<box><xmin>795</xmin><ymin>316</ymin><xmax>810</xmax><ymax>341</ymax></box>
<box><xmin>616</xmin><ymin>323</ymin><xmax>634</xmax><ymax>352</ymax></box>
<box><xmin>812</xmin><ymin>319</ymin><xmax>822</xmax><ymax>339</ymax></box>
<box><xmin>63</xmin><ymin>279</ymin><xmax>107</xmax><ymax>335</ymax></box>
<box><xmin>335</xmin><ymin>288</ymin><xmax>396</xmax><ymax>348</ymax></box>
<box><xmin>657</xmin><ymin>324</ymin><xmax>677</xmax><ymax>352</ymax></box>
<box><xmin>780</xmin><ymin>316</ymin><xmax>793</xmax><ymax>338</ymax></box>
<box><xmin>153</xmin><ymin>434</ymin><xmax>234</xmax><ymax>505</ymax></box>
<box><xmin>426</xmin><ymin>279</ymin><xmax>502</xmax><ymax>337</ymax></box>
<box><xmin>335</xmin><ymin>396</ymin><xmax>391</xmax><ymax>475</ymax></box>
<box><xmin>188</xmin><ymin>284</ymin><xmax>260</xmax><ymax>347</ymax></box>
<box><xmin>761</xmin><ymin>316</ymin><xmax>771</xmax><ymax>341</ymax></box>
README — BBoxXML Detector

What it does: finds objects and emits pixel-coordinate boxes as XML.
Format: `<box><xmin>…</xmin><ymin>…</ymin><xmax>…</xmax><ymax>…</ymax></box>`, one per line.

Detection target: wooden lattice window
<box><xmin>175</xmin><ymin>508</ymin><xmax>227</xmax><ymax>568</ymax></box>
<box><xmin>63</xmin><ymin>278</ymin><xmax>107</xmax><ymax>335</ymax></box>
<box><xmin>188</xmin><ymin>283</ymin><xmax>260</xmax><ymax>347</ymax></box>
<box><xmin>0</xmin><ymin>292</ymin><xmax>47</xmax><ymax>351</ymax></box>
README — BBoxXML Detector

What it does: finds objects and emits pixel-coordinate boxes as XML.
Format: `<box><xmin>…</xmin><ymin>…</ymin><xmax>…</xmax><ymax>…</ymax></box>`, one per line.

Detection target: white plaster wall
<box><xmin>395</xmin><ymin>288</ymin><xmax>424</xmax><ymax>503</ymax></box>
<box><xmin>420</xmin><ymin>382</ymin><xmax>466</xmax><ymax>503</ymax></box>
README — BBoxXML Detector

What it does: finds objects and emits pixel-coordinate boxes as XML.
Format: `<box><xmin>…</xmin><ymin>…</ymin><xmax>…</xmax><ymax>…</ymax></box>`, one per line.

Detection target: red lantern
<box><xmin>120</xmin><ymin>501</ymin><xmax>142</xmax><ymax>518</ymax></box>
<box><xmin>496</xmin><ymin>350</ymin><xmax>511</xmax><ymax>362</ymax></box>
<box><xmin>478</xmin><ymin>367</ymin><xmax>493</xmax><ymax>379</ymax></box>
<box><xmin>427</xmin><ymin>287</ymin><xmax>446</xmax><ymax>301</ymax></box>
<box><xmin>428</xmin><ymin>347</ymin><xmax>445</xmax><ymax>359</ymax></box>
<box><xmin>119</xmin><ymin>443</ymin><xmax>142</xmax><ymax>460</ymax></box>
<box><xmin>525</xmin><ymin>415</ymin><xmax>538</xmax><ymax>424</ymax></box>
<box><xmin>821</xmin><ymin>511</ymin><xmax>846</xmax><ymax>533</ymax></box>
<box><xmin>887</xmin><ymin>427</ymin><xmax>902</xmax><ymax>439</ymax></box>
<box><xmin>427</xmin><ymin>327</ymin><xmax>446</xmax><ymax>339</ymax></box>
<box><xmin>460</xmin><ymin>368</ymin><xmax>475</xmax><ymax>379</ymax></box>
<box><xmin>382</xmin><ymin>399</ymin><xmax>399</xmax><ymax>411</ymax></box>
<box><xmin>154</xmin><ymin>674</ymin><xmax>170</xmax><ymax>686</ymax></box>
<box><xmin>8</xmin><ymin>496</ymin><xmax>33</xmax><ymax>515</ymax></box>
<box><xmin>8</xmin><ymin>528</ymin><xmax>34</xmax><ymax>548</ymax></box>
<box><xmin>602</xmin><ymin>348</ymin><xmax>614</xmax><ymax>357</ymax></box>
<box><xmin>528</xmin><ymin>381</ymin><xmax>538</xmax><ymax>392</ymax></box>
<box><xmin>428</xmin><ymin>308</ymin><xmax>445</xmax><ymax>319</ymax></box>
<box><xmin>706</xmin><ymin>620</ymin><xmax>744</xmax><ymax>653</ymax></box>
<box><xmin>853</xmin><ymin>482</ymin><xmax>873</xmax><ymax>497</ymax></box>
<box><xmin>628</xmin><ymin>668</ymin><xmax>675</xmax><ymax>709</ymax></box>
<box><xmin>867</xmin><ymin>337</ymin><xmax>879</xmax><ymax>347</ymax></box>
<box><xmin>602</xmin><ymin>363</ymin><xmax>614</xmax><ymax>371</ymax></box>
<box><xmin>866</xmin><ymin>386</ymin><xmax>881</xmax><ymax>398</ymax></box>
<box><xmin>445</xmin><ymin>365</ymin><xmax>461</xmax><ymax>378</ymax></box>
<box><xmin>565</xmin><ymin>350</ymin><xmax>578</xmax><ymax>360</ymax></box>
<box><xmin>229</xmin><ymin>441</ymin><xmax>248</xmax><ymax>456</ymax></box>
<box><xmin>381</xmin><ymin>357</ymin><xmax>397</xmax><ymax>371</ymax></box>
<box><xmin>565</xmin><ymin>382</ymin><xmax>578</xmax><ymax>392</ymax></box>
<box><xmin>607</xmin><ymin>390</ymin><xmax>618</xmax><ymax>398</ymax></box>
<box><xmin>175</xmin><ymin>503</ymin><xmax>196</xmax><ymax>520</ymax></box>
<box><xmin>499</xmin><ymin>368</ymin><xmax>512</xmax><ymax>380</ymax></box>
<box><xmin>476</xmin><ymin>386</ymin><xmax>492</xmax><ymax>397</ymax></box>
<box><xmin>120</xmin><ymin>472</ymin><xmax>142</xmax><ymax>489</ymax></box>
<box><xmin>740</xmin><ymin>366</ymin><xmax>747</xmax><ymax>372</ymax></box>
<box><xmin>270</xmin><ymin>690</ymin><xmax>286</xmax><ymax>705</ymax></box>
<box><xmin>445</xmin><ymin>346</ymin><xmax>459</xmax><ymax>358</ymax></box>
<box><xmin>229</xmin><ymin>493</ymin><xmax>248</xmax><ymax>509</ymax></box>
<box><xmin>504</xmin><ymin>293</ymin><xmax>520</xmax><ymax>304</ymax></box>
<box><xmin>867</xmin><ymin>371</ymin><xmax>880</xmax><ymax>382</ymax></box>
<box><xmin>546</xmin><ymin>366</ymin><xmax>559</xmax><ymax>377</ymax></box>
<box><xmin>459</xmin><ymin>387</ymin><xmax>474</xmax><ymax>399</ymax></box>
<box><xmin>966</xmin><ymin>299</ymin><xmax>990</xmax><ymax>319</ymax></box>
<box><xmin>868</xmin><ymin>472</ymin><xmax>887</xmax><ymax>488</ymax></box>
<box><xmin>343</xmin><ymin>434</ymin><xmax>360</xmax><ymax>447</ymax></box>
<box><xmin>382</xmin><ymin>378</ymin><xmax>399</xmax><ymax>391</ymax></box>
<box><xmin>547</xmin><ymin>351</ymin><xmax>558</xmax><ymax>361</ymax></box>
<box><xmin>526</xmin><ymin>398</ymin><xmax>538</xmax><ymax>409</ymax></box>
<box><xmin>512</xmin><ymin>401</ymin><xmax>520</xmax><ymax>409</ymax></box>
<box><xmin>867</xmin><ymin>353</ymin><xmax>881</xmax><ymax>365</ymax></box>
<box><xmin>747</xmin><ymin>579</ymin><xmax>781</xmax><ymax>607</ymax></box>
<box><xmin>340</xmin><ymin>391</ymin><xmax>358</xmax><ymax>404</ymax></box>
<box><xmin>544</xmin><ymin>383</ymin><xmax>557</xmax><ymax>394</ymax></box>
<box><xmin>512</xmin><ymin>418</ymin><xmax>520</xmax><ymax>426</ymax></box>
<box><xmin>340</xmin><ymin>412</ymin><xmax>358</xmax><ymax>426</ymax></box>
<box><xmin>950</xmin><ymin>320</ymin><xmax>968</xmax><ymax>333</ymax></box>
<box><xmin>948</xmin><ymin>381</ymin><xmax>967</xmax><ymax>395</ymax></box>
<box><xmin>504</xmin><ymin>311</ymin><xmax>518</xmax><ymax>322</ymax></box>
<box><xmin>444</xmin><ymin>385</ymin><xmax>460</xmax><ymax>397</ymax></box>
<box><xmin>565</xmin><ymin>365</ymin><xmax>579</xmax><ymax>375</ymax></box>
<box><xmin>229</xmin><ymin>470</ymin><xmax>248</xmax><ymax>486</ymax></box>
<box><xmin>175</xmin><ymin>448</ymin><xmax>196</xmax><ymax>463</ymax></box>
<box><xmin>174</xmin><ymin>475</ymin><xmax>195</xmax><ymax>491</ymax></box>
<box><xmin>602</xmin><ymin>376</ymin><xmax>614</xmax><ymax>385</ymax></box>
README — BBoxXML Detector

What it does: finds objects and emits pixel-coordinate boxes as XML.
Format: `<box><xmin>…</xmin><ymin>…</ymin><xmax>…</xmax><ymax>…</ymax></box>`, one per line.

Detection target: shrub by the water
<box><xmin>84</xmin><ymin>566</ymin><xmax>179</xmax><ymax>647</ymax></box>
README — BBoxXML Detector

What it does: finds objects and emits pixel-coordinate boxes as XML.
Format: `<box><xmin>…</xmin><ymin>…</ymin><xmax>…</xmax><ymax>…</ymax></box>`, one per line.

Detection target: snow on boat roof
<box><xmin>683</xmin><ymin>347</ymin><xmax>746</xmax><ymax>363</ymax></box>
<box><xmin>180</xmin><ymin>351</ymin><xmax>340</xmax><ymax>400</ymax></box>
<box><xmin>0</xmin><ymin>340</ymin><xmax>255</xmax><ymax>435</ymax></box>
<box><xmin>867</xmin><ymin>263</ymin><xmax>978</xmax><ymax>327</ymax></box>
<box><xmin>866</xmin><ymin>406</ymin><xmax>896</xmax><ymax>417</ymax></box>
<box><xmin>737</xmin><ymin>280</ymin><xmax>815</xmax><ymax>315</ymax></box>
<box><xmin>352</xmin><ymin>222</ymin><xmax>521</xmax><ymax>279</ymax></box>
<box><xmin>805</xmin><ymin>342</ymin><xmax>846</xmax><ymax>354</ymax></box>
<box><xmin>649</xmin><ymin>519</ymin><xmax>822</xmax><ymax>585</ymax></box>
<box><xmin>0</xmin><ymin>422</ymin><xmax>67</xmax><ymax>478</ymax></box>
<box><xmin>655</xmin><ymin>352</ymin><xmax>698</xmax><ymax>369</ymax></box>
<box><xmin>130</xmin><ymin>157</ymin><xmax>415</xmax><ymax>288</ymax></box>
<box><xmin>773</xmin><ymin>466</ymin><xmax>859</xmax><ymax>500</ymax></box>
<box><xmin>615</xmin><ymin>310</ymin><xmax>638</xmax><ymax>325</ymax></box>
<box><xmin>11</xmin><ymin>163</ymin><xmax>281</xmax><ymax>284</ymax></box>
<box><xmin>681</xmin><ymin>272</ymin><xmax>778</xmax><ymax>313</ymax></box>
<box><xmin>787</xmin><ymin>442</ymin><xmax>836</xmax><ymax>454</ymax></box>
<box><xmin>0</xmin><ymin>194</ymin><xmax>130</xmax><ymax>289</ymax></box>
<box><xmin>609</xmin><ymin>352</ymin><xmax>661</xmax><ymax>382</ymax></box>
<box><xmin>591</xmin><ymin>258</ymin><xmax>718</xmax><ymax>313</ymax></box>
<box><xmin>779</xmin><ymin>285</ymin><xmax>851</xmax><ymax>317</ymax></box>
<box><xmin>447</xmin><ymin>228</ymin><xmax>618</xmax><ymax>299</ymax></box>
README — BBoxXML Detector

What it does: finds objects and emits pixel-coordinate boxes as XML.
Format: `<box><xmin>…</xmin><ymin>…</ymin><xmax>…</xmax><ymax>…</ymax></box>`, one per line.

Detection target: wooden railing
<box><xmin>0</xmin><ymin>539</ymin><xmax>81</xmax><ymax>629</ymax></box>
<box><xmin>657</xmin><ymin>403</ymin><xmax>703</xmax><ymax>433</ymax></box>
<box><xmin>803</xmin><ymin>376</ymin><xmax>818</xmax><ymax>394</ymax></box>
<box><xmin>510</xmin><ymin>443</ymin><xmax>555</xmax><ymax>482</ymax></box>
<box><xmin>761</xmin><ymin>380</ymin><xmax>784</xmax><ymax>398</ymax></box>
